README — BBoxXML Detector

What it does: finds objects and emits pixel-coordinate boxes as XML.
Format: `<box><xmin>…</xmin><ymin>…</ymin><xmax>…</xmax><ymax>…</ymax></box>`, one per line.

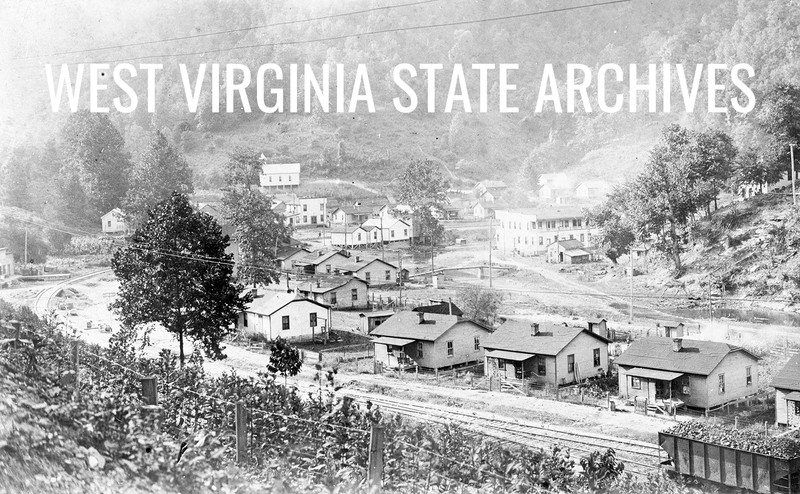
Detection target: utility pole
<box><xmin>792</xmin><ymin>143</ymin><xmax>797</xmax><ymax>206</ymax></box>
<box><xmin>24</xmin><ymin>229</ymin><xmax>28</xmax><ymax>266</ymax></box>
<box><xmin>488</xmin><ymin>217</ymin><xmax>493</xmax><ymax>288</ymax></box>
<box><xmin>628</xmin><ymin>244</ymin><xmax>633</xmax><ymax>322</ymax></box>
<box><xmin>398</xmin><ymin>251</ymin><xmax>403</xmax><ymax>306</ymax></box>
<box><xmin>380</xmin><ymin>214</ymin><xmax>385</xmax><ymax>261</ymax></box>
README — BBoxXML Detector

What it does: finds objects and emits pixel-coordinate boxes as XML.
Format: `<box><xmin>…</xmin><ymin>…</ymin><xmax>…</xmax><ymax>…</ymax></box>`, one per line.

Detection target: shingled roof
<box><xmin>482</xmin><ymin>320</ymin><xmax>608</xmax><ymax>356</ymax></box>
<box><xmin>772</xmin><ymin>354</ymin><xmax>800</xmax><ymax>391</ymax></box>
<box><xmin>371</xmin><ymin>311</ymin><xmax>489</xmax><ymax>342</ymax></box>
<box><xmin>246</xmin><ymin>291</ymin><xmax>329</xmax><ymax>315</ymax></box>
<box><xmin>412</xmin><ymin>301</ymin><xmax>464</xmax><ymax>317</ymax></box>
<box><xmin>616</xmin><ymin>338</ymin><xmax>759</xmax><ymax>376</ymax></box>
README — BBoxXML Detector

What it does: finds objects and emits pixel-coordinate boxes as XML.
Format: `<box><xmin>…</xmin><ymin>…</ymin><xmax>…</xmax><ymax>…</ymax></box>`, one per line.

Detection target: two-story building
<box><xmin>236</xmin><ymin>290</ymin><xmax>331</xmax><ymax>342</ymax></box>
<box><xmin>371</xmin><ymin>311</ymin><xmax>492</xmax><ymax>371</ymax></box>
<box><xmin>616</xmin><ymin>338</ymin><xmax>760</xmax><ymax>413</ymax></box>
<box><xmin>0</xmin><ymin>247</ymin><xmax>14</xmax><ymax>279</ymax></box>
<box><xmin>361</xmin><ymin>217</ymin><xmax>413</xmax><ymax>243</ymax></box>
<box><xmin>494</xmin><ymin>206</ymin><xmax>595</xmax><ymax>256</ymax></box>
<box><xmin>297</xmin><ymin>276</ymin><xmax>369</xmax><ymax>309</ymax></box>
<box><xmin>482</xmin><ymin>320</ymin><xmax>609</xmax><ymax>387</ymax></box>
<box><xmin>329</xmin><ymin>204</ymin><xmax>379</xmax><ymax>225</ymax></box>
<box><xmin>272</xmin><ymin>194</ymin><xmax>327</xmax><ymax>227</ymax></box>
<box><xmin>259</xmin><ymin>157</ymin><xmax>300</xmax><ymax>191</ymax></box>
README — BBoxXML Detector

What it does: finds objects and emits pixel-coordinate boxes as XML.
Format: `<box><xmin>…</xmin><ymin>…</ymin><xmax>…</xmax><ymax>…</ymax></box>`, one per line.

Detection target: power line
<box><xmin>12</xmin><ymin>0</ymin><xmax>443</xmax><ymax>61</ymax></box>
<box><xmin>8</xmin><ymin>0</ymin><xmax>631</xmax><ymax>70</ymax></box>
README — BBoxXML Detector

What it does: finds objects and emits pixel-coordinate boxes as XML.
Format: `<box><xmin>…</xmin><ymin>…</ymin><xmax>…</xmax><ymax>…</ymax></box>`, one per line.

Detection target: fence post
<box><xmin>435</xmin><ymin>369</ymin><xmax>439</xmax><ymax>385</ymax></box>
<box><xmin>469</xmin><ymin>374</ymin><xmax>474</xmax><ymax>388</ymax></box>
<box><xmin>452</xmin><ymin>372</ymin><xmax>456</xmax><ymax>386</ymax></box>
<box><xmin>764</xmin><ymin>421</ymin><xmax>768</xmax><ymax>437</ymax></box>
<box><xmin>488</xmin><ymin>376</ymin><xmax>493</xmax><ymax>392</ymax></box>
<box><xmin>141</xmin><ymin>376</ymin><xmax>158</xmax><ymax>405</ymax></box>
<box><xmin>734</xmin><ymin>416</ymin><xmax>738</xmax><ymax>430</ymax></box>
<box><xmin>580</xmin><ymin>387</ymin><xmax>585</xmax><ymax>404</ymax></box>
<box><xmin>71</xmin><ymin>339</ymin><xmax>80</xmax><ymax>402</ymax></box>
<box><xmin>367</xmin><ymin>423</ymin><xmax>385</xmax><ymax>493</ymax></box>
<box><xmin>606</xmin><ymin>391</ymin><xmax>610</xmax><ymax>410</ymax></box>
<box><xmin>235</xmin><ymin>400</ymin><xmax>248</xmax><ymax>464</ymax></box>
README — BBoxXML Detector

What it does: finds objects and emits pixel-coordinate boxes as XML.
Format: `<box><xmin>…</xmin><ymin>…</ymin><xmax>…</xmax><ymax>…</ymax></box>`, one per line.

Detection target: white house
<box><xmin>0</xmin><ymin>247</ymin><xmax>14</xmax><ymax>279</ymax></box>
<box><xmin>361</xmin><ymin>216</ymin><xmax>413</xmax><ymax>243</ymax></box>
<box><xmin>494</xmin><ymin>206</ymin><xmax>596</xmax><ymax>256</ymax></box>
<box><xmin>259</xmin><ymin>156</ymin><xmax>300</xmax><ymax>191</ymax></box>
<box><xmin>335</xmin><ymin>257</ymin><xmax>408</xmax><ymax>285</ymax></box>
<box><xmin>236</xmin><ymin>290</ymin><xmax>332</xmax><ymax>342</ymax></box>
<box><xmin>273</xmin><ymin>194</ymin><xmax>327</xmax><ymax>227</ymax></box>
<box><xmin>297</xmin><ymin>276</ymin><xmax>370</xmax><ymax>309</ymax></box>
<box><xmin>101</xmin><ymin>208</ymin><xmax>127</xmax><ymax>234</ymax></box>
<box><xmin>575</xmin><ymin>181</ymin><xmax>611</xmax><ymax>200</ymax></box>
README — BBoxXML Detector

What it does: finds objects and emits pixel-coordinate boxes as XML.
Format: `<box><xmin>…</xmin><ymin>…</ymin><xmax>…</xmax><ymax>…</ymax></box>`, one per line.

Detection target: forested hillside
<box><xmin>2</xmin><ymin>0</ymin><xmax>799</xmax><ymax>210</ymax></box>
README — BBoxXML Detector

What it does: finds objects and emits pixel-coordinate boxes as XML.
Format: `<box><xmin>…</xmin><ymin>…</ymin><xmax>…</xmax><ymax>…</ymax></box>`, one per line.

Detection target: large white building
<box><xmin>259</xmin><ymin>155</ymin><xmax>300</xmax><ymax>191</ymax></box>
<box><xmin>494</xmin><ymin>206</ymin><xmax>596</xmax><ymax>256</ymax></box>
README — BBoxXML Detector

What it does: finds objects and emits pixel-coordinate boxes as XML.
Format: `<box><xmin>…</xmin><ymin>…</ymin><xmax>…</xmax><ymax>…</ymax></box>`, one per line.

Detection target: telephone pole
<box><xmin>24</xmin><ymin>229</ymin><xmax>28</xmax><ymax>266</ymax></box>
<box><xmin>791</xmin><ymin>143</ymin><xmax>797</xmax><ymax>206</ymax></box>
<box><xmin>488</xmin><ymin>217</ymin><xmax>493</xmax><ymax>288</ymax></box>
<box><xmin>628</xmin><ymin>244</ymin><xmax>634</xmax><ymax>322</ymax></box>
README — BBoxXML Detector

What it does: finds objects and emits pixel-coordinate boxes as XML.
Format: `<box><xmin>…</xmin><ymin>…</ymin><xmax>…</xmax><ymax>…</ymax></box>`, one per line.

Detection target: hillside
<box><xmin>643</xmin><ymin>190</ymin><xmax>800</xmax><ymax>310</ymax></box>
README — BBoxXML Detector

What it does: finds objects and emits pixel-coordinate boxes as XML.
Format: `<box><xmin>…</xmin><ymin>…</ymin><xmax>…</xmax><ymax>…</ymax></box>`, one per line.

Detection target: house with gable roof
<box><xmin>236</xmin><ymin>290</ymin><xmax>331</xmax><ymax>342</ymax></box>
<box><xmin>482</xmin><ymin>320</ymin><xmax>609</xmax><ymax>387</ymax></box>
<box><xmin>297</xmin><ymin>275</ymin><xmax>369</xmax><ymax>309</ymax></box>
<box><xmin>546</xmin><ymin>239</ymin><xmax>592</xmax><ymax>264</ymax></box>
<box><xmin>772</xmin><ymin>354</ymin><xmax>800</xmax><ymax>427</ymax></box>
<box><xmin>616</xmin><ymin>337</ymin><xmax>760</xmax><ymax>411</ymax></box>
<box><xmin>371</xmin><ymin>311</ymin><xmax>492</xmax><ymax>371</ymax></box>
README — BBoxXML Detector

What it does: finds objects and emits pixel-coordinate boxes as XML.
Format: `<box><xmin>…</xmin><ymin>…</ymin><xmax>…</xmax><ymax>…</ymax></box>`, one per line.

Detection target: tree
<box><xmin>758</xmin><ymin>83</ymin><xmax>800</xmax><ymax>174</ymax></box>
<box><xmin>60</xmin><ymin>111</ymin><xmax>131</xmax><ymax>216</ymax></box>
<box><xmin>267</xmin><ymin>336</ymin><xmax>302</xmax><ymax>385</ymax></box>
<box><xmin>397</xmin><ymin>160</ymin><xmax>449</xmax><ymax>248</ymax></box>
<box><xmin>586</xmin><ymin>185</ymin><xmax>637</xmax><ymax>264</ymax></box>
<box><xmin>221</xmin><ymin>148</ymin><xmax>291</xmax><ymax>286</ymax></box>
<box><xmin>111</xmin><ymin>192</ymin><xmax>250</xmax><ymax>367</ymax></box>
<box><xmin>123</xmin><ymin>130</ymin><xmax>194</xmax><ymax>229</ymax></box>
<box><xmin>0</xmin><ymin>147</ymin><xmax>32</xmax><ymax>210</ymax></box>
<box><xmin>458</xmin><ymin>285</ymin><xmax>503</xmax><ymax>327</ymax></box>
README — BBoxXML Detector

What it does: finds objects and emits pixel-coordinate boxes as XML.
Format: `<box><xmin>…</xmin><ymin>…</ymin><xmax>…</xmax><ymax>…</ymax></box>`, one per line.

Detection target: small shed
<box><xmin>359</xmin><ymin>310</ymin><xmax>395</xmax><ymax>334</ymax></box>
<box><xmin>587</xmin><ymin>318</ymin><xmax>608</xmax><ymax>339</ymax></box>
<box><xmin>546</xmin><ymin>239</ymin><xmax>591</xmax><ymax>264</ymax></box>
<box><xmin>656</xmin><ymin>321</ymin><xmax>685</xmax><ymax>338</ymax></box>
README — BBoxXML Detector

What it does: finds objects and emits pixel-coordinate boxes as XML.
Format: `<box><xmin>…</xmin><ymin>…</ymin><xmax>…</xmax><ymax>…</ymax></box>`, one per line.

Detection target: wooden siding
<box><xmin>318</xmin><ymin>279</ymin><xmax>369</xmax><ymax>309</ymax></box>
<box><xmin>554</xmin><ymin>332</ymin><xmax>608</xmax><ymax>385</ymax></box>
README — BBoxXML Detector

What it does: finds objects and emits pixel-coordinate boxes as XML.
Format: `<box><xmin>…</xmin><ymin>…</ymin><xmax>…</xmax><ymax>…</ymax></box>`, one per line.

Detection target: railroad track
<box><xmin>342</xmin><ymin>388</ymin><xmax>665</xmax><ymax>477</ymax></box>
<box><xmin>32</xmin><ymin>269</ymin><xmax>113</xmax><ymax>317</ymax></box>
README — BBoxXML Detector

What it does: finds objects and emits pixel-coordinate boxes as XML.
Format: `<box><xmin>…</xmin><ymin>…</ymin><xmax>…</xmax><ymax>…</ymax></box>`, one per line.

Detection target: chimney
<box><xmin>356</xmin><ymin>255</ymin><xmax>361</xmax><ymax>263</ymax></box>
<box><xmin>531</xmin><ymin>323</ymin><xmax>539</xmax><ymax>336</ymax></box>
<box><xmin>318</xmin><ymin>251</ymin><xmax>325</xmax><ymax>257</ymax></box>
<box><xmin>316</xmin><ymin>279</ymin><xmax>321</xmax><ymax>288</ymax></box>
<box><xmin>672</xmin><ymin>338</ymin><xmax>682</xmax><ymax>352</ymax></box>
<box><xmin>418</xmin><ymin>312</ymin><xmax>425</xmax><ymax>324</ymax></box>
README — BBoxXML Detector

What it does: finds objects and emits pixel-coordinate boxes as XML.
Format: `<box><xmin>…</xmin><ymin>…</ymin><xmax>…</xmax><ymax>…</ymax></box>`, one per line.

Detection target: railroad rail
<box><xmin>342</xmin><ymin>387</ymin><xmax>664</xmax><ymax>477</ymax></box>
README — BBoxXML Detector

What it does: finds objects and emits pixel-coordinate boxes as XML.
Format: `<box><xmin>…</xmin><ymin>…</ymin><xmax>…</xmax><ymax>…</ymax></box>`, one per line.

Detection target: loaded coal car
<box><xmin>658</xmin><ymin>422</ymin><xmax>800</xmax><ymax>493</ymax></box>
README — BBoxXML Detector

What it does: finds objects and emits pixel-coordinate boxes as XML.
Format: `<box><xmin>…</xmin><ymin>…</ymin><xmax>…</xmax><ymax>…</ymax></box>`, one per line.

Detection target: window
<box><xmin>279</xmin><ymin>176</ymin><xmax>282</xmax><ymax>182</ymax></box>
<box><xmin>243</xmin><ymin>314</ymin><xmax>248</xmax><ymax>327</ymax></box>
<box><xmin>269</xmin><ymin>176</ymin><xmax>273</xmax><ymax>182</ymax></box>
<box><xmin>580</xmin><ymin>234</ymin><xmax>585</xmax><ymax>242</ymax></box>
<box><xmin>593</xmin><ymin>348</ymin><xmax>601</xmax><ymax>367</ymax></box>
<box><xmin>539</xmin><ymin>237</ymin><xmax>543</xmax><ymax>245</ymax></box>
<box><xmin>631</xmin><ymin>377</ymin><xmax>641</xmax><ymax>389</ymax></box>
<box><xmin>681</xmin><ymin>377</ymin><xmax>690</xmax><ymax>395</ymax></box>
<box><xmin>357</xmin><ymin>233</ymin><xmax>362</xmax><ymax>241</ymax></box>
<box><xmin>309</xmin><ymin>313</ymin><xmax>317</xmax><ymax>327</ymax></box>
<box><xmin>498</xmin><ymin>359</ymin><xmax>505</xmax><ymax>370</ymax></box>
<box><xmin>326</xmin><ymin>264</ymin><xmax>332</xmax><ymax>273</ymax></box>
<box><xmin>718</xmin><ymin>374</ymin><xmax>726</xmax><ymax>394</ymax></box>
<box><xmin>446</xmin><ymin>341</ymin><xmax>454</xmax><ymax>357</ymax></box>
<box><xmin>303</xmin><ymin>215</ymin><xmax>307</xmax><ymax>223</ymax></box>
<box><xmin>391</xmin><ymin>230</ymin><xmax>395</xmax><ymax>238</ymax></box>
<box><xmin>320</xmin><ymin>203</ymin><xmax>324</xmax><ymax>211</ymax></box>
<box><xmin>351</xmin><ymin>288</ymin><xmax>358</xmax><ymax>301</ymax></box>
<box><xmin>288</xmin><ymin>175</ymin><xmax>292</xmax><ymax>182</ymax></box>
<box><xmin>107</xmin><ymin>220</ymin><xmax>111</xmax><ymax>227</ymax></box>
<box><xmin>330</xmin><ymin>292</ymin><xmax>337</xmax><ymax>305</ymax></box>
<box><xmin>404</xmin><ymin>229</ymin><xmax>408</xmax><ymax>236</ymax></box>
<box><xmin>514</xmin><ymin>363</ymin><xmax>523</xmax><ymax>379</ymax></box>
<box><xmin>538</xmin><ymin>359</ymin><xmax>546</xmax><ymax>376</ymax></box>
<box><xmin>385</xmin><ymin>270</ymin><xmax>391</xmax><ymax>281</ymax></box>
<box><xmin>365</xmin><ymin>272</ymin><xmax>371</xmax><ymax>282</ymax></box>
<box><xmin>795</xmin><ymin>401</ymin><xmax>800</xmax><ymax>416</ymax></box>
<box><xmin>282</xmin><ymin>315</ymin><xmax>290</xmax><ymax>330</ymax></box>
<box><xmin>474</xmin><ymin>336</ymin><xmax>480</xmax><ymax>351</ymax></box>
<box><xmin>746</xmin><ymin>366</ymin><xmax>752</xmax><ymax>386</ymax></box>
<box><xmin>417</xmin><ymin>341</ymin><xmax>423</xmax><ymax>358</ymax></box>
<box><xmin>567</xmin><ymin>354</ymin><xmax>575</xmax><ymax>373</ymax></box>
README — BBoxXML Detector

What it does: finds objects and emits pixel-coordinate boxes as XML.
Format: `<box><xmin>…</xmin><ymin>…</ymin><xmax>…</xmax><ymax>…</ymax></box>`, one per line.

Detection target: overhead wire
<box><xmin>7</xmin><ymin>0</ymin><xmax>631</xmax><ymax>70</ymax></box>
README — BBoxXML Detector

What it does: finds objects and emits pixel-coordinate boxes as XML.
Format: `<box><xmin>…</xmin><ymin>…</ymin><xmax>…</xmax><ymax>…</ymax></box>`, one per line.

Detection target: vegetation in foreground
<box><xmin>0</xmin><ymin>299</ymin><xmax>703</xmax><ymax>493</ymax></box>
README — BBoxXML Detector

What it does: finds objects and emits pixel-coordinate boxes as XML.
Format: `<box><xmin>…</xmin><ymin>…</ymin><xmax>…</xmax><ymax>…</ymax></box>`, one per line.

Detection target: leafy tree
<box><xmin>457</xmin><ymin>285</ymin><xmax>503</xmax><ymax>326</ymax></box>
<box><xmin>758</xmin><ymin>83</ymin><xmax>800</xmax><ymax>175</ymax></box>
<box><xmin>221</xmin><ymin>148</ymin><xmax>291</xmax><ymax>286</ymax></box>
<box><xmin>60</xmin><ymin>111</ymin><xmax>131</xmax><ymax>216</ymax></box>
<box><xmin>397</xmin><ymin>160</ymin><xmax>449</xmax><ymax>248</ymax></box>
<box><xmin>586</xmin><ymin>185</ymin><xmax>637</xmax><ymax>264</ymax></box>
<box><xmin>579</xmin><ymin>449</ymin><xmax>625</xmax><ymax>492</ymax></box>
<box><xmin>0</xmin><ymin>147</ymin><xmax>32</xmax><ymax>210</ymax></box>
<box><xmin>123</xmin><ymin>130</ymin><xmax>194</xmax><ymax>229</ymax></box>
<box><xmin>267</xmin><ymin>336</ymin><xmax>302</xmax><ymax>385</ymax></box>
<box><xmin>111</xmin><ymin>192</ymin><xmax>250</xmax><ymax>367</ymax></box>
